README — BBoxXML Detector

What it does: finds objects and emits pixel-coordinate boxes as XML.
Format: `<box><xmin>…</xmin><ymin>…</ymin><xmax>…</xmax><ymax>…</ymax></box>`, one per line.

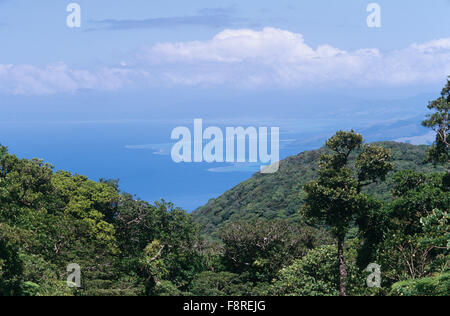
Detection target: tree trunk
<box><xmin>338</xmin><ymin>236</ymin><xmax>347</xmax><ymax>296</ymax></box>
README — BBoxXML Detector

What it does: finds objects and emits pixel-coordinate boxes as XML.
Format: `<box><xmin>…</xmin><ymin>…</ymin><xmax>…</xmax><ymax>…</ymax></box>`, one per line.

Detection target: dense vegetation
<box><xmin>0</xmin><ymin>79</ymin><xmax>449</xmax><ymax>296</ymax></box>
<box><xmin>193</xmin><ymin>142</ymin><xmax>444</xmax><ymax>236</ymax></box>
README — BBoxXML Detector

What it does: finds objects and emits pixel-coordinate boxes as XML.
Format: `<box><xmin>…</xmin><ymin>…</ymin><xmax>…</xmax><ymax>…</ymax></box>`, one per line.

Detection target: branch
<box><xmin>147</xmin><ymin>245</ymin><xmax>165</xmax><ymax>263</ymax></box>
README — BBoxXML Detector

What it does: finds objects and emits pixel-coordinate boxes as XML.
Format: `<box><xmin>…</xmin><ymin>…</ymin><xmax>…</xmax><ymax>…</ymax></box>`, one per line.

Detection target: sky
<box><xmin>0</xmin><ymin>1</ymin><xmax>449</xmax><ymax>210</ymax></box>
<box><xmin>0</xmin><ymin>0</ymin><xmax>449</xmax><ymax>92</ymax></box>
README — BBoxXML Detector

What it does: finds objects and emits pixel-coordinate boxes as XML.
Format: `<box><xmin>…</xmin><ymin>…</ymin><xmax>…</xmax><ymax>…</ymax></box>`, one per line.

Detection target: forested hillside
<box><xmin>0</xmin><ymin>80</ymin><xmax>448</xmax><ymax>296</ymax></box>
<box><xmin>193</xmin><ymin>142</ymin><xmax>444</xmax><ymax>235</ymax></box>
<box><xmin>0</xmin><ymin>140</ymin><xmax>448</xmax><ymax>296</ymax></box>
<box><xmin>0</xmin><ymin>145</ymin><xmax>205</xmax><ymax>296</ymax></box>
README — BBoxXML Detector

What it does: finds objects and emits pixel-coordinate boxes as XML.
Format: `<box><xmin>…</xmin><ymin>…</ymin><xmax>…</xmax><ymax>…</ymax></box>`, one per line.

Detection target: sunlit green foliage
<box><xmin>194</xmin><ymin>142</ymin><xmax>443</xmax><ymax>235</ymax></box>
<box><xmin>422</xmin><ymin>77</ymin><xmax>449</xmax><ymax>166</ymax></box>
<box><xmin>1</xmin><ymin>79</ymin><xmax>449</xmax><ymax>296</ymax></box>
<box><xmin>391</xmin><ymin>272</ymin><xmax>450</xmax><ymax>296</ymax></box>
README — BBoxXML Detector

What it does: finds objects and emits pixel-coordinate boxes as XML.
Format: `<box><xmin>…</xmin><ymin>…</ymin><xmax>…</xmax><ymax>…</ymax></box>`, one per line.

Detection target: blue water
<box><xmin>0</xmin><ymin>90</ymin><xmax>432</xmax><ymax>211</ymax></box>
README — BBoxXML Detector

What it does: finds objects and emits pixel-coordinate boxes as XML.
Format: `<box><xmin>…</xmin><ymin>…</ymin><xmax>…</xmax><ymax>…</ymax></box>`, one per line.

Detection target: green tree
<box><xmin>302</xmin><ymin>131</ymin><xmax>393</xmax><ymax>296</ymax></box>
<box><xmin>0</xmin><ymin>224</ymin><xmax>24</xmax><ymax>296</ymax></box>
<box><xmin>373</xmin><ymin>171</ymin><xmax>449</xmax><ymax>284</ymax></box>
<box><xmin>272</xmin><ymin>245</ymin><xmax>339</xmax><ymax>296</ymax></box>
<box><xmin>271</xmin><ymin>242</ymin><xmax>368</xmax><ymax>296</ymax></box>
<box><xmin>219</xmin><ymin>219</ymin><xmax>330</xmax><ymax>284</ymax></box>
<box><xmin>115</xmin><ymin>197</ymin><xmax>204</xmax><ymax>295</ymax></box>
<box><xmin>422</xmin><ymin>77</ymin><xmax>450</xmax><ymax>168</ymax></box>
<box><xmin>420</xmin><ymin>209</ymin><xmax>449</xmax><ymax>259</ymax></box>
<box><xmin>189</xmin><ymin>271</ymin><xmax>252</xmax><ymax>296</ymax></box>
<box><xmin>391</xmin><ymin>272</ymin><xmax>450</xmax><ymax>296</ymax></box>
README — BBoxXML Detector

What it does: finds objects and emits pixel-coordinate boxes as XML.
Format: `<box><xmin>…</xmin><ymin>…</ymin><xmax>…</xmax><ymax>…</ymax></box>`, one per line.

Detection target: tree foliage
<box><xmin>422</xmin><ymin>77</ymin><xmax>450</xmax><ymax>166</ymax></box>
<box><xmin>1</xmin><ymin>78</ymin><xmax>450</xmax><ymax>296</ymax></box>
<box><xmin>194</xmin><ymin>142</ymin><xmax>440</xmax><ymax>235</ymax></box>
<box><xmin>302</xmin><ymin>130</ymin><xmax>393</xmax><ymax>295</ymax></box>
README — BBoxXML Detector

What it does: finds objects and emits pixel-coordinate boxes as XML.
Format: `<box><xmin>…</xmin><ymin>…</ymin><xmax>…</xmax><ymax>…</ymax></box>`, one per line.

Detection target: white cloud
<box><xmin>138</xmin><ymin>28</ymin><xmax>450</xmax><ymax>87</ymax></box>
<box><xmin>1</xmin><ymin>27</ymin><xmax>450</xmax><ymax>94</ymax></box>
<box><xmin>0</xmin><ymin>62</ymin><xmax>147</xmax><ymax>95</ymax></box>
<box><xmin>410</xmin><ymin>38</ymin><xmax>450</xmax><ymax>53</ymax></box>
<box><xmin>143</xmin><ymin>28</ymin><xmax>319</xmax><ymax>64</ymax></box>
